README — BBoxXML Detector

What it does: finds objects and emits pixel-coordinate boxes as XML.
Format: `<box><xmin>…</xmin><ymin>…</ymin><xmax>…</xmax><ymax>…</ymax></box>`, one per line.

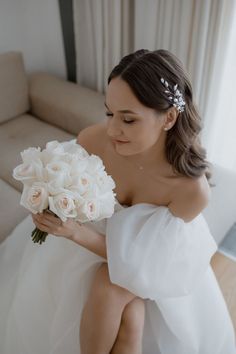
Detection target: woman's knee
<box><xmin>92</xmin><ymin>263</ymin><xmax>136</xmax><ymax>304</ymax></box>
<box><xmin>118</xmin><ymin>297</ymin><xmax>145</xmax><ymax>343</ymax></box>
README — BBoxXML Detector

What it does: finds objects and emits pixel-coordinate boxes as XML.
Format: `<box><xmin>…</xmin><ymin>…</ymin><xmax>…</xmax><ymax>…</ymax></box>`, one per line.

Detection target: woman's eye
<box><xmin>105</xmin><ymin>112</ymin><xmax>135</xmax><ymax>124</ymax></box>
<box><xmin>105</xmin><ymin>112</ymin><xmax>113</xmax><ymax>117</ymax></box>
<box><xmin>123</xmin><ymin>119</ymin><xmax>135</xmax><ymax>124</ymax></box>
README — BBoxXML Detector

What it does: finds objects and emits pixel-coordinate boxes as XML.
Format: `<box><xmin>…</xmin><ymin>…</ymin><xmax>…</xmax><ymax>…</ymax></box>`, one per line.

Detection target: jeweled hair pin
<box><xmin>160</xmin><ymin>78</ymin><xmax>186</xmax><ymax>113</ymax></box>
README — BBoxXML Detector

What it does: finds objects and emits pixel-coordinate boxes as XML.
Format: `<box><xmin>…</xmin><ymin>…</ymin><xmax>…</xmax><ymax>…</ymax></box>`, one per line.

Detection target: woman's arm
<box><xmin>168</xmin><ymin>174</ymin><xmax>211</xmax><ymax>222</ymax></box>
<box><xmin>71</xmin><ymin>225</ymin><xmax>107</xmax><ymax>259</ymax></box>
<box><xmin>31</xmin><ymin>211</ymin><xmax>107</xmax><ymax>259</ymax></box>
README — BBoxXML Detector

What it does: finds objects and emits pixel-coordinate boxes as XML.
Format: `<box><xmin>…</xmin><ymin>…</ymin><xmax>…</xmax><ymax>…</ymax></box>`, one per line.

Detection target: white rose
<box><xmin>20</xmin><ymin>147</ymin><xmax>41</xmax><ymax>164</ymax></box>
<box><xmin>45</xmin><ymin>161</ymin><xmax>72</xmax><ymax>187</ymax></box>
<box><xmin>45</xmin><ymin>140</ymin><xmax>64</xmax><ymax>154</ymax></box>
<box><xmin>96</xmin><ymin>192</ymin><xmax>116</xmax><ymax>219</ymax></box>
<box><xmin>81</xmin><ymin>182</ymin><xmax>100</xmax><ymax>198</ymax></box>
<box><xmin>76</xmin><ymin>198</ymin><xmax>101</xmax><ymax>222</ymax></box>
<box><xmin>40</xmin><ymin>141</ymin><xmax>64</xmax><ymax>166</ymax></box>
<box><xmin>86</xmin><ymin>154</ymin><xmax>105</xmax><ymax>174</ymax></box>
<box><xmin>48</xmin><ymin>191</ymin><xmax>77</xmax><ymax>222</ymax></box>
<box><xmin>62</xmin><ymin>153</ymin><xmax>88</xmax><ymax>176</ymax></box>
<box><xmin>47</xmin><ymin>180</ymin><xmax>67</xmax><ymax>196</ymax></box>
<box><xmin>94</xmin><ymin>170</ymin><xmax>116</xmax><ymax>193</ymax></box>
<box><xmin>40</xmin><ymin>150</ymin><xmax>58</xmax><ymax>166</ymax></box>
<box><xmin>20</xmin><ymin>182</ymin><xmax>49</xmax><ymax>213</ymax></box>
<box><xmin>62</xmin><ymin>140</ymin><xmax>89</xmax><ymax>158</ymax></box>
<box><xmin>13</xmin><ymin>160</ymin><xmax>44</xmax><ymax>186</ymax></box>
<box><xmin>61</xmin><ymin>139</ymin><xmax>77</xmax><ymax>150</ymax></box>
<box><xmin>70</xmin><ymin>172</ymin><xmax>95</xmax><ymax>196</ymax></box>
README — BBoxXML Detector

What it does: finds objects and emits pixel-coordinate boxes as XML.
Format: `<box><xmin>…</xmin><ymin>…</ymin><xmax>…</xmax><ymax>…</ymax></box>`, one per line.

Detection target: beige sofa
<box><xmin>0</xmin><ymin>51</ymin><xmax>105</xmax><ymax>242</ymax></box>
<box><xmin>0</xmin><ymin>51</ymin><xmax>236</xmax><ymax>249</ymax></box>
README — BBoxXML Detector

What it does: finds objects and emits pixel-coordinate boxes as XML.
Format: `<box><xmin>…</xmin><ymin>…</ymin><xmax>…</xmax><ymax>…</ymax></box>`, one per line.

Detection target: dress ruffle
<box><xmin>106</xmin><ymin>203</ymin><xmax>217</xmax><ymax>299</ymax></box>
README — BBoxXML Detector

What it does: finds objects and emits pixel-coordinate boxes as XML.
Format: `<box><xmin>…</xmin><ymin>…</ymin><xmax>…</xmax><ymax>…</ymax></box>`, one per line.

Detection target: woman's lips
<box><xmin>114</xmin><ymin>139</ymin><xmax>130</xmax><ymax>144</ymax></box>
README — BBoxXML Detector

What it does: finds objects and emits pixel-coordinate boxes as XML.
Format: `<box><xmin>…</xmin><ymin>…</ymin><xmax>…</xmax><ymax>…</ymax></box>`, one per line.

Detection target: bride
<box><xmin>1</xmin><ymin>49</ymin><xmax>236</xmax><ymax>354</ymax></box>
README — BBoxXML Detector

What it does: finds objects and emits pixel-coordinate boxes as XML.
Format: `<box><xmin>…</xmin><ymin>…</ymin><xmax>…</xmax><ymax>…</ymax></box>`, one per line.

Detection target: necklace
<box><xmin>130</xmin><ymin>158</ymin><xmax>166</xmax><ymax>183</ymax></box>
<box><xmin>133</xmin><ymin>162</ymin><xmax>144</xmax><ymax>170</ymax></box>
<box><xmin>123</xmin><ymin>156</ymin><xmax>146</xmax><ymax>171</ymax></box>
<box><xmin>123</xmin><ymin>155</ymin><xmax>178</xmax><ymax>181</ymax></box>
<box><xmin>124</xmin><ymin>156</ymin><xmax>159</xmax><ymax>179</ymax></box>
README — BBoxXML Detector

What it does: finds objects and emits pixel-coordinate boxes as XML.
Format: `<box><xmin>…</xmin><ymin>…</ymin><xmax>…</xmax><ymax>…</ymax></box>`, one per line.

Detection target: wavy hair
<box><xmin>108</xmin><ymin>49</ymin><xmax>214</xmax><ymax>186</ymax></box>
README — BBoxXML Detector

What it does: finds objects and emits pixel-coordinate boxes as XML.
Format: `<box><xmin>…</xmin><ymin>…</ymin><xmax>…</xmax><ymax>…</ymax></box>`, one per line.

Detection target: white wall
<box><xmin>0</xmin><ymin>0</ymin><xmax>66</xmax><ymax>78</ymax></box>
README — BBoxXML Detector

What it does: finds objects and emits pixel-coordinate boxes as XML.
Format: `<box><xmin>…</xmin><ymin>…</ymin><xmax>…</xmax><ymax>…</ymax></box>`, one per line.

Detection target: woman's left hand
<box><xmin>31</xmin><ymin>210</ymin><xmax>84</xmax><ymax>240</ymax></box>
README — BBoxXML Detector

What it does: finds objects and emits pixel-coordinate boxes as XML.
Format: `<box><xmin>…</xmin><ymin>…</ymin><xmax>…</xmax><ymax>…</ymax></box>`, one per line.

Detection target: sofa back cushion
<box><xmin>0</xmin><ymin>51</ymin><xmax>29</xmax><ymax>124</ymax></box>
<box><xmin>29</xmin><ymin>72</ymin><xmax>105</xmax><ymax>135</ymax></box>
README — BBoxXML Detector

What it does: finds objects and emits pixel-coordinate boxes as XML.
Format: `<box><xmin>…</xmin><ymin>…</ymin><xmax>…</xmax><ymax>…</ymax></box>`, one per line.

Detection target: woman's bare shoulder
<box><xmin>168</xmin><ymin>174</ymin><xmax>211</xmax><ymax>222</ymax></box>
<box><xmin>76</xmin><ymin>120</ymin><xmax>107</xmax><ymax>156</ymax></box>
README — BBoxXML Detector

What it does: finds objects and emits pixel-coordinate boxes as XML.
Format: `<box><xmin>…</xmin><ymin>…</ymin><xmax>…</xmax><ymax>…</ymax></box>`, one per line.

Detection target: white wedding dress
<box><xmin>0</xmin><ymin>198</ymin><xmax>236</xmax><ymax>354</ymax></box>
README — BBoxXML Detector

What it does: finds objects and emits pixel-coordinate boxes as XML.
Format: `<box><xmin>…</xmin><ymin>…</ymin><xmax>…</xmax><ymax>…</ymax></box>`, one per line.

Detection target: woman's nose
<box><xmin>106</xmin><ymin>118</ymin><xmax>122</xmax><ymax>138</ymax></box>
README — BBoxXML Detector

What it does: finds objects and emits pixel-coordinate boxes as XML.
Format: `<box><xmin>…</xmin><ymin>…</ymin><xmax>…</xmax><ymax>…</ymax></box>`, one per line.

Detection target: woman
<box><xmin>0</xmin><ymin>49</ymin><xmax>236</xmax><ymax>354</ymax></box>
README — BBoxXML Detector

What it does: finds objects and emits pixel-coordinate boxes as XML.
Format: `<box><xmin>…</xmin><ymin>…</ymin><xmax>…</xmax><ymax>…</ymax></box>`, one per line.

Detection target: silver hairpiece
<box><xmin>160</xmin><ymin>78</ymin><xmax>186</xmax><ymax>113</ymax></box>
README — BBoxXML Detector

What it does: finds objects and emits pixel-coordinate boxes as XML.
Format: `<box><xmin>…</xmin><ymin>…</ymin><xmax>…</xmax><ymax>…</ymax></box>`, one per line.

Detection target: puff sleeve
<box><xmin>106</xmin><ymin>204</ymin><xmax>217</xmax><ymax>300</ymax></box>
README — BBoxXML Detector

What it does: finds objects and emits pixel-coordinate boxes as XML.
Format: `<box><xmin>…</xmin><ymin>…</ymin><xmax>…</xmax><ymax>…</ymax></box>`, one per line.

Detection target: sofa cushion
<box><xmin>29</xmin><ymin>72</ymin><xmax>105</xmax><ymax>135</ymax></box>
<box><xmin>0</xmin><ymin>114</ymin><xmax>75</xmax><ymax>191</ymax></box>
<box><xmin>0</xmin><ymin>179</ymin><xmax>28</xmax><ymax>243</ymax></box>
<box><xmin>0</xmin><ymin>52</ymin><xmax>30</xmax><ymax>124</ymax></box>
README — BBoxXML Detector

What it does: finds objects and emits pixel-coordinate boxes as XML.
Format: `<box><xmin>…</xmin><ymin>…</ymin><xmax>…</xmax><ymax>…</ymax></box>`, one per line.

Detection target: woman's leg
<box><xmin>79</xmin><ymin>262</ymin><xmax>138</xmax><ymax>354</ymax></box>
<box><xmin>110</xmin><ymin>297</ymin><xmax>145</xmax><ymax>354</ymax></box>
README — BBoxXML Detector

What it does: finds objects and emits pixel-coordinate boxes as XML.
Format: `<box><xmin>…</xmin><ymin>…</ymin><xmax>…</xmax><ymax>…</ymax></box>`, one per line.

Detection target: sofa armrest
<box><xmin>29</xmin><ymin>72</ymin><xmax>105</xmax><ymax>135</ymax></box>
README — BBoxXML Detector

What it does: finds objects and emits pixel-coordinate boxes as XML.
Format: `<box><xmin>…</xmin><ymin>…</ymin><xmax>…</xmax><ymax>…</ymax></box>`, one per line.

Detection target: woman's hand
<box><xmin>31</xmin><ymin>210</ymin><xmax>107</xmax><ymax>258</ymax></box>
<box><xmin>31</xmin><ymin>210</ymin><xmax>83</xmax><ymax>240</ymax></box>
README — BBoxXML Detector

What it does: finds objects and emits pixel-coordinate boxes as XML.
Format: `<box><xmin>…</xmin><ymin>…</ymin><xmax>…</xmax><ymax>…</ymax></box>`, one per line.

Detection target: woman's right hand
<box><xmin>31</xmin><ymin>211</ymin><xmax>83</xmax><ymax>240</ymax></box>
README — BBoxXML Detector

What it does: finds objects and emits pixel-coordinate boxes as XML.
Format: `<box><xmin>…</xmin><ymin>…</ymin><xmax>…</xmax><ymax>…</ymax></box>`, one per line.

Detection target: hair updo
<box><xmin>107</xmin><ymin>49</ymin><xmax>213</xmax><ymax>185</ymax></box>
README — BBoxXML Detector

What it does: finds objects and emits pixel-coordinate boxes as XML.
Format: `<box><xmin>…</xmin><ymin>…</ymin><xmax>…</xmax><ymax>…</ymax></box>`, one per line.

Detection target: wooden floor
<box><xmin>211</xmin><ymin>251</ymin><xmax>236</xmax><ymax>335</ymax></box>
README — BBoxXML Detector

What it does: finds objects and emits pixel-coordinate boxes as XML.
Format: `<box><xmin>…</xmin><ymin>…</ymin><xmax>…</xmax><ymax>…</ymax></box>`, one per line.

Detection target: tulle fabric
<box><xmin>106</xmin><ymin>203</ymin><xmax>218</xmax><ymax>299</ymax></box>
<box><xmin>0</xmin><ymin>200</ymin><xmax>235</xmax><ymax>354</ymax></box>
<box><xmin>106</xmin><ymin>203</ymin><xmax>236</xmax><ymax>353</ymax></box>
<box><xmin>0</xmin><ymin>215</ymin><xmax>105</xmax><ymax>354</ymax></box>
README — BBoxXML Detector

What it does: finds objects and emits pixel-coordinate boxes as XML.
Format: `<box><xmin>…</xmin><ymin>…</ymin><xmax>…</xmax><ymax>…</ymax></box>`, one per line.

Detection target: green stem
<box><xmin>31</xmin><ymin>227</ymin><xmax>48</xmax><ymax>244</ymax></box>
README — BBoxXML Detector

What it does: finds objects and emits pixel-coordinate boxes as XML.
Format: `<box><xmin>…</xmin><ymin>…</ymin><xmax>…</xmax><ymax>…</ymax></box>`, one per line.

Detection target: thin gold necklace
<box><xmin>123</xmin><ymin>155</ymin><xmax>177</xmax><ymax>181</ymax></box>
<box><xmin>123</xmin><ymin>155</ymin><xmax>146</xmax><ymax>171</ymax></box>
<box><xmin>132</xmin><ymin>161</ymin><xmax>144</xmax><ymax>170</ymax></box>
<box><xmin>124</xmin><ymin>156</ymin><xmax>162</xmax><ymax>181</ymax></box>
<box><xmin>122</xmin><ymin>147</ymin><xmax>164</xmax><ymax>173</ymax></box>
<box><xmin>129</xmin><ymin>159</ymin><xmax>144</xmax><ymax>170</ymax></box>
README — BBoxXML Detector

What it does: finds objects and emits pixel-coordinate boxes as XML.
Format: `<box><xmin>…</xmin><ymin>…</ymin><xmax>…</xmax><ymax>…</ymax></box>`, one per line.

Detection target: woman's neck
<box><xmin>123</xmin><ymin>135</ymin><xmax>169</xmax><ymax>173</ymax></box>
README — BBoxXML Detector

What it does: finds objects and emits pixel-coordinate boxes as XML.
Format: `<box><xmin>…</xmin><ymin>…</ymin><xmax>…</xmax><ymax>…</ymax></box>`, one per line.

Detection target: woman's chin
<box><xmin>110</xmin><ymin>140</ymin><xmax>141</xmax><ymax>156</ymax></box>
<box><xmin>115</xmin><ymin>146</ymin><xmax>137</xmax><ymax>157</ymax></box>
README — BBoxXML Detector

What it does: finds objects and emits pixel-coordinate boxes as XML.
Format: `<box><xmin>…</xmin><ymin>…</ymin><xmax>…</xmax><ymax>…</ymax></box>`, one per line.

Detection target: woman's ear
<box><xmin>163</xmin><ymin>107</ymin><xmax>179</xmax><ymax>130</ymax></box>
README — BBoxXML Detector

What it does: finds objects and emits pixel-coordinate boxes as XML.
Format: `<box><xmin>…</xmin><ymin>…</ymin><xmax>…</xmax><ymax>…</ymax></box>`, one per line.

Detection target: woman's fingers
<box><xmin>31</xmin><ymin>218</ymin><xmax>48</xmax><ymax>232</ymax></box>
<box><xmin>30</xmin><ymin>211</ymin><xmax>78</xmax><ymax>239</ymax></box>
<box><xmin>31</xmin><ymin>212</ymin><xmax>62</xmax><ymax>234</ymax></box>
<box><xmin>40</xmin><ymin>211</ymin><xmax>61</xmax><ymax>224</ymax></box>
<box><xmin>33</xmin><ymin>212</ymin><xmax>61</xmax><ymax>226</ymax></box>
<box><xmin>34</xmin><ymin>222</ymin><xmax>49</xmax><ymax>233</ymax></box>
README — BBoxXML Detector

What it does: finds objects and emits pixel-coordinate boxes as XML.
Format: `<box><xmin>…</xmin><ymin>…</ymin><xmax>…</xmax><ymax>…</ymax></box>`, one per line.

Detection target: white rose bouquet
<box><xmin>12</xmin><ymin>139</ymin><xmax>117</xmax><ymax>244</ymax></box>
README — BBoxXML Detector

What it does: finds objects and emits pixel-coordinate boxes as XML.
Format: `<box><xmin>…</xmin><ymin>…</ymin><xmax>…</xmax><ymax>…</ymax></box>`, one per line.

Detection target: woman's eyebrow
<box><xmin>104</xmin><ymin>102</ymin><xmax>138</xmax><ymax>114</ymax></box>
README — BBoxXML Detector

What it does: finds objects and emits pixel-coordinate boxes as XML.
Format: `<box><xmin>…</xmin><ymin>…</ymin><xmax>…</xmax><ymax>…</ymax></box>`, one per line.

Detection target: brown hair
<box><xmin>108</xmin><ymin>49</ymin><xmax>214</xmax><ymax>186</ymax></box>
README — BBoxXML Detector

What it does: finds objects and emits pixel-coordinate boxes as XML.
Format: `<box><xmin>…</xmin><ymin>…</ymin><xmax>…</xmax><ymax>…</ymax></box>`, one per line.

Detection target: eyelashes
<box><xmin>105</xmin><ymin>112</ymin><xmax>135</xmax><ymax>124</ymax></box>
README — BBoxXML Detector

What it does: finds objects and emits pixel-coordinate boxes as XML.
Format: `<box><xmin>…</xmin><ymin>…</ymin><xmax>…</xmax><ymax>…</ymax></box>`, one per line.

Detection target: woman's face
<box><xmin>104</xmin><ymin>76</ymin><xmax>167</xmax><ymax>157</ymax></box>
